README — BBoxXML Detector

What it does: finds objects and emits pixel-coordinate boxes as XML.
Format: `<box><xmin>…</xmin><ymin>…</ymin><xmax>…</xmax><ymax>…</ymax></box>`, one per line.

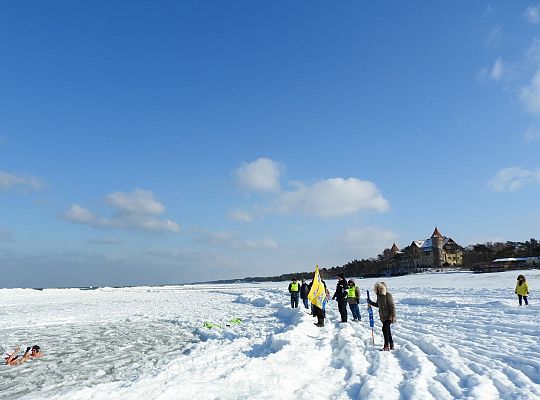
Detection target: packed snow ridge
<box><xmin>1</xmin><ymin>270</ymin><xmax>539</xmax><ymax>400</ymax></box>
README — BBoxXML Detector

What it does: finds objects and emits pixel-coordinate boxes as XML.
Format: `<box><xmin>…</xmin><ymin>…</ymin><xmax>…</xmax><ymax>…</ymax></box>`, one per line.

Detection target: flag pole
<box><xmin>367</xmin><ymin>290</ymin><xmax>375</xmax><ymax>347</ymax></box>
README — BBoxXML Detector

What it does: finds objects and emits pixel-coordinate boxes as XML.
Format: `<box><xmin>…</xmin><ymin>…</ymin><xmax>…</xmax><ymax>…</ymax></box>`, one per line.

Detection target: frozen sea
<box><xmin>1</xmin><ymin>269</ymin><xmax>539</xmax><ymax>400</ymax></box>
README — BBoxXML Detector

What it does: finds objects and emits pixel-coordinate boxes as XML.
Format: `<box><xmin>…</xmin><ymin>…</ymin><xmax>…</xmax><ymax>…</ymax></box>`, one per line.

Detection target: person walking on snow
<box><xmin>288</xmin><ymin>278</ymin><xmax>300</xmax><ymax>308</ymax></box>
<box><xmin>368</xmin><ymin>282</ymin><xmax>396</xmax><ymax>351</ymax></box>
<box><xmin>515</xmin><ymin>274</ymin><xmax>529</xmax><ymax>306</ymax></box>
<box><xmin>312</xmin><ymin>277</ymin><xmax>330</xmax><ymax>327</ymax></box>
<box><xmin>300</xmin><ymin>279</ymin><xmax>310</xmax><ymax>309</ymax></box>
<box><xmin>347</xmin><ymin>279</ymin><xmax>361</xmax><ymax>321</ymax></box>
<box><xmin>333</xmin><ymin>273</ymin><xmax>349</xmax><ymax>323</ymax></box>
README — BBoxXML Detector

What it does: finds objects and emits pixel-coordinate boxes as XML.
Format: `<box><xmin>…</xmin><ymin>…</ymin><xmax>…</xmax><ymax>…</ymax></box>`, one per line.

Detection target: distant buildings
<box><xmin>387</xmin><ymin>227</ymin><xmax>463</xmax><ymax>274</ymax></box>
<box><xmin>471</xmin><ymin>256</ymin><xmax>540</xmax><ymax>273</ymax></box>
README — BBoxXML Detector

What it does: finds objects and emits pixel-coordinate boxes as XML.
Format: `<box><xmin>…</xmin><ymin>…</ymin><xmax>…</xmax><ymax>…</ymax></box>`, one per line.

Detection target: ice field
<box><xmin>1</xmin><ymin>269</ymin><xmax>539</xmax><ymax>400</ymax></box>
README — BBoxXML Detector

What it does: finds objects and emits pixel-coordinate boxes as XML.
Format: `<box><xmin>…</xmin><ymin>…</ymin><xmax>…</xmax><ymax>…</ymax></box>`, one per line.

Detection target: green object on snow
<box><xmin>203</xmin><ymin>318</ymin><xmax>241</xmax><ymax>329</ymax></box>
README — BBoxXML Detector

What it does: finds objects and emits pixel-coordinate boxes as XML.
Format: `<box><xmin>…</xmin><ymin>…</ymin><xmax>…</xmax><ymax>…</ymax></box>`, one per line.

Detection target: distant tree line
<box><xmin>205</xmin><ymin>238</ymin><xmax>540</xmax><ymax>284</ymax></box>
<box><xmin>461</xmin><ymin>238</ymin><xmax>540</xmax><ymax>265</ymax></box>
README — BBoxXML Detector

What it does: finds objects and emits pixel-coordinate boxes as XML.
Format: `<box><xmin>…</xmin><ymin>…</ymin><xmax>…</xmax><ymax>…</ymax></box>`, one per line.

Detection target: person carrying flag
<box><xmin>308</xmin><ymin>266</ymin><xmax>329</xmax><ymax>327</ymax></box>
<box><xmin>367</xmin><ymin>282</ymin><xmax>396</xmax><ymax>351</ymax></box>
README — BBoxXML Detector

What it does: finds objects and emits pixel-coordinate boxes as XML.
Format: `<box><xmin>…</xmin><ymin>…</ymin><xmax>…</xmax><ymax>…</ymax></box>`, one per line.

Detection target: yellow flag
<box><xmin>307</xmin><ymin>265</ymin><xmax>327</xmax><ymax>310</ymax></box>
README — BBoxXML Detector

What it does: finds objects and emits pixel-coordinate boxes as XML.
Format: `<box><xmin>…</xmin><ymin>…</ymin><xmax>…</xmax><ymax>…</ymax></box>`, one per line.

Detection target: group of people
<box><xmin>288</xmin><ymin>272</ymin><xmax>532</xmax><ymax>352</ymax></box>
<box><xmin>4</xmin><ymin>345</ymin><xmax>43</xmax><ymax>366</ymax></box>
<box><xmin>288</xmin><ymin>272</ymin><xmax>397</xmax><ymax>351</ymax></box>
<box><xmin>332</xmin><ymin>273</ymin><xmax>363</xmax><ymax>323</ymax></box>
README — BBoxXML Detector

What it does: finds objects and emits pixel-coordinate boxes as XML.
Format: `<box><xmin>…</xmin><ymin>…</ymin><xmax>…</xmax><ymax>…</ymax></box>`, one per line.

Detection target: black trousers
<box><xmin>338</xmin><ymin>300</ymin><xmax>348</xmax><ymax>322</ymax></box>
<box><xmin>313</xmin><ymin>305</ymin><xmax>325</xmax><ymax>326</ymax></box>
<box><xmin>290</xmin><ymin>293</ymin><xmax>299</xmax><ymax>308</ymax></box>
<box><xmin>518</xmin><ymin>294</ymin><xmax>529</xmax><ymax>306</ymax></box>
<box><xmin>382</xmin><ymin>320</ymin><xmax>393</xmax><ymax>345</ymax></box>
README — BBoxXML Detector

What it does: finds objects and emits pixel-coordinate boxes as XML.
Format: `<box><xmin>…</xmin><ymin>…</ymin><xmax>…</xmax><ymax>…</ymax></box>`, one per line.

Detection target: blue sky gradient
<box><xmin>1</xmin><ymin>1</ymin><xmax>540</xmax><ymax>287</ymax></box>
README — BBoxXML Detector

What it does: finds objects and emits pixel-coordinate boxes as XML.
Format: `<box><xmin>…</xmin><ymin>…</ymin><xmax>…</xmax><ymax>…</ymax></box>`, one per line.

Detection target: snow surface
<box><xmin>1</xmin><ymin>269</ymin><xmax>539</xmax><ymax>400</ymax></box>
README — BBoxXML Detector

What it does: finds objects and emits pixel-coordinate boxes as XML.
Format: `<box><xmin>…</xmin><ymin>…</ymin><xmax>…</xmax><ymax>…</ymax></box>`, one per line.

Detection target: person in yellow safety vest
<box><xmin>347</xmin><ymin>279</ymin><xmax>361</xmax><ymax>321</ymax></box>
<box><xmin>288</xmin><ymin>278</ymin><xmax>300</xmax><ymax>308</ymax></box>
<box><xmin>515</xmin><ymin>275</ymin><xmax>529</xmax><ymax>306</ymax></box>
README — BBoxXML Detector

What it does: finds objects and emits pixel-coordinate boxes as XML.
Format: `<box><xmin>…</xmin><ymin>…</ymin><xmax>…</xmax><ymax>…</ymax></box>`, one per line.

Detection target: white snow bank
<box><xmin>0</xmin><ymin>269</ymin><xmax>538</xmax><ymax>399</ymax></box>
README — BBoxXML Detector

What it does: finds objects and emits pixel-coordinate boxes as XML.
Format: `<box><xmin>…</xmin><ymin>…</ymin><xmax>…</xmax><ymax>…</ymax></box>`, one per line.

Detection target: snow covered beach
<box><xmin>1</xmin><ymin>270</ymin><xmax>539</xmax><ymax>400</ymax></box>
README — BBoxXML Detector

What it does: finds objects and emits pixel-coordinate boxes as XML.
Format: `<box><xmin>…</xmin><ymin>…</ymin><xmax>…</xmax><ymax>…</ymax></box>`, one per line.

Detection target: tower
<box><xmin>431</xmin><ymin>227</ymin><xmax>444</xmax><ymax>268</ymax></box>
<box><xmin>390</xmin><ymin>243</ymin><xmax>400</xmax><ymax>256</ymax></box>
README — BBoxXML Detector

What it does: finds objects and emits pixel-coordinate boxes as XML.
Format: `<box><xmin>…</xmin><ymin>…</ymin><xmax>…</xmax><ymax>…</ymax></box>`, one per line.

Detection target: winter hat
<box><xmin>337</xmin><ymin>273</ymin><xmax>345</xmax><ymax>280</ymax></box>
<box><xmin>374</xmin><ymin>282</ymin><xmax>387</xmax><ymax>295</ymax></box>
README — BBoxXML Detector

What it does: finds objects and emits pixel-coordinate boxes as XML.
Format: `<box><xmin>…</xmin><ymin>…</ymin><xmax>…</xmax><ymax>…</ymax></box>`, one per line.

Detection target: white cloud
<box><xmin>527</xmin><ymin>38</ymin><xmax>540</xmax><ymax>64</ymax></box>
<box><xmin>0</xmin><ymin>227</ymin><xmax>14</xmax><ymax>241</ymax></box>
<box><xmin>274</xmin><ymin>178</ymin><xmax>390</xmax><ymax>218</ymax></box>
<box><xmin>63</xmin><ymin>204</ymin><xmax>96</xmax><ymax>223</ymax></box>
<box><xmin>520</xmin><ymin>69</ymin><xmax>540</xmax><ymax>114</ymax></box>
<box><xmin>88</xmin><ymin>237</ymin><xmax>122</xmax><ymax>245</ymax></box>
<box><xmin>524</xmin><ymin>126</ymin><xmax>540</xmax><ymax>141</ymax></box>
<box><xmin>241</xmin><ymin>238</ymin><xmax>278</xmax><ymax>249</ymax></box>
<box><xmin>235</xmin><ymin>158</ymin><xmax>283</xmax><ymax>193</ymax></box>
<box><xmin>489</xmin><ymin>58</ymin><xmax>505</xmax><ymax>80</ymax></box>
<box><xmin>339</xmin><ymin>227</ymin><xmax>399</xmax><ymax>256</ymax></box>
<box><xmin>0</xmin><ymin>171</ymin><xmax>45</xmax><ymax>192</ymax></box>
<box><xmin>488</xmin><ymin>166</ymin><xmax>540</xmax><ymax>191</ymax></box>
<box><xmin>232</xmin><ymin>159</ymin><xmax>389</xmax><ymax>219</ymax></box>
<box><xmin>62</xmin><ymin>189</ymin><xmax>180</xmax><ymax>233</ymax></box>
<box><xmin>229</xmin><ymin>209</ymin><xmax>254</xmax><ymax>223</ymax></box>
<box><xmin>194</xmin><ymin>227</ymin><xmax>277</xmax><ymax>250</ymax></box>
<box><xmin>105</xmin><ymin>189</ymin><xmax>165</xmax><ymax>214</ymax></box>
<box><xmin>486</xmin><ymin>25</ymin><xmax>503</xmax><ymax>48</ymax></box>
<box><xmin>524</xmin><ymin>4</ymin><xmax>540</xmax><ymax>24</ymax></box>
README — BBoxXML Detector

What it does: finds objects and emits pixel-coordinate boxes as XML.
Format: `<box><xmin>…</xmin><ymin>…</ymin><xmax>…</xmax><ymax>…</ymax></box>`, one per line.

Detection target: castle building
<box><xmin>388</xmin><ymin>227</ymin><xmax>463</xmax><ymax>273</ymax></box>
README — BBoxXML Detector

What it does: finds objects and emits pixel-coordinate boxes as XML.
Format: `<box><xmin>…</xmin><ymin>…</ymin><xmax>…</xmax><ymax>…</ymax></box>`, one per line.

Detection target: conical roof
<box><xmin>431</xmin><ymin>227</ymin><xmax>443</xmax><ymax>238</ymax></box>
<box><xmin>391</xmin><ymin>243</ymin><xmax>399</xmax><ymax>252</ymax></box>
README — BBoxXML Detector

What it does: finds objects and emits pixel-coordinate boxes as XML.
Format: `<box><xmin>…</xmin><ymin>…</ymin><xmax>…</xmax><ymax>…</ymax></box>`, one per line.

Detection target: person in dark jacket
<box><xmin>300</xmin><ymin>279</ymin><xmax>310</xmax><ymax>309</ymax></box>
<box><xmin>332</xmin><ymin>273</ymin><xmax>349</xmax><ymax>323</ymax></box>
<box><xmin>288</xmin><ymin>278</ymin><xmax>300</xmax><ymax>308</ymax></box>
<box><xmin>368</xmin><ymin>282</ymin><xmax>396</xmax><ymax>351</ymax></box>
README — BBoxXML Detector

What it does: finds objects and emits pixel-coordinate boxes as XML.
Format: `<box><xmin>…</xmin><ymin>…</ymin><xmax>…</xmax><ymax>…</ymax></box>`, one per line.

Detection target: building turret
<box><xmin>390</xmin><ymin>243</ymin><xmax>400</xmax><ymax>256</ymax></box>
<box><xmin>431</xmin><ymin>227</ymin><xmax>444</xmax><ymax>267</ymax></box>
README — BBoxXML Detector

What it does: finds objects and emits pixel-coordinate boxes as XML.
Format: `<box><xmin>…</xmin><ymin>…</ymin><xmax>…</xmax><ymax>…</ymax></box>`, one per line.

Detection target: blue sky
<box><xmin>1</xmin><ymin>1</ymin><xmax>540</xmax><ymax>288</ymax></box>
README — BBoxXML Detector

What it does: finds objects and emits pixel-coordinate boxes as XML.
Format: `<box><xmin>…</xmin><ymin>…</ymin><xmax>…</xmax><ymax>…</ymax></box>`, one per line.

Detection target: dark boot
<box><xmin>382</xmin><ymin>343</ymin><xmax>390</xmax><ymax>351</ymax></box>
<box><xmin>390</xmin><ymin>343</ymin><xmax>394</xmax><ymax>350</ymax></box>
